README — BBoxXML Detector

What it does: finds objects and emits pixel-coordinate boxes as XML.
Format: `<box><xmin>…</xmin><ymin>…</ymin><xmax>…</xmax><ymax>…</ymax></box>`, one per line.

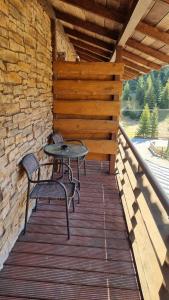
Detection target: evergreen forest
<box><xmin>122</xmin><ymin>66</ymin><xmax>169</xmax><ymax>138</ymax></box>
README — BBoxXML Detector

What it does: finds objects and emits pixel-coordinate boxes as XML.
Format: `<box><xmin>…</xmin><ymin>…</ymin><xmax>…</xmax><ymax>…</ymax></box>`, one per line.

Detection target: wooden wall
<box><xmin>53</xmin><ymin>61</ymin><xmax>123</xmax><ymax>165</ymax></box>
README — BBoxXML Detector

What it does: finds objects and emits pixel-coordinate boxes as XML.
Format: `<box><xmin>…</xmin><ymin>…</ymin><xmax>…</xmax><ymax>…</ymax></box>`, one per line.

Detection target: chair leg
<box><xmin>23</xmin><ymin>194</ymin><xmax>30</xmax><ymax>235</ymax></box>
<box><xmin>65</xmin><ymin>197</ymin><xmax>70</xmax><ymax>239</ymax></box>
<box><xmin>33</xmin><ymin>198</ymin><xmax>38</xmax><ymax>212</ymax></box>
<box><xmin>72</xmin><ymin>197</ymin><xmax>75</xmax><ymax>212</ymax></box>
<box><xmin>76</xmin><ymin>188</ymin><xmax>80</xmax><ymax>204</ymax></box>
<box><xmin>84</xmin><ymin>159</ymin><xmax>86</xmax><ymax>176</ymax></box>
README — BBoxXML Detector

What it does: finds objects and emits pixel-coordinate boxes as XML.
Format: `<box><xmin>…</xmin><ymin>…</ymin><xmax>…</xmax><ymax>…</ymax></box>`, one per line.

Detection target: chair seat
<box><xmin>30</xmin><ymin>182</ymin><xmax>75</xmax><ymax>199</ymax></box>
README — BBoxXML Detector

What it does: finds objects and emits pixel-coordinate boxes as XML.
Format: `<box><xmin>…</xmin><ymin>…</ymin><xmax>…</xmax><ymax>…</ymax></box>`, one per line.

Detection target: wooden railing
<box><xmin>116</xmin><ymin>125</ymin><xmax>169</xmax><ymax>300</ymax></box>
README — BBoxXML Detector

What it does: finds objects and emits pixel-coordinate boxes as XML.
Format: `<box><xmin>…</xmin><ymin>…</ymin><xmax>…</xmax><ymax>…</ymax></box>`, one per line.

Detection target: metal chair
<box><xmin>21</xmin><ymin>153</ymin><xmax>76</xmax><ymax>239</ymax></box>
<box><xmin>51</xmin><ymin>133</ymin><xmax>87</xmax><ymax>176</ymax></box>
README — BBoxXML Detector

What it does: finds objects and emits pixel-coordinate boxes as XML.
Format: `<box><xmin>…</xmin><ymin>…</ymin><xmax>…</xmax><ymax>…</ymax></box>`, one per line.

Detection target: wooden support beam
<box><xmin>122</xmin><ymin>49</ymin><xmax>161</xmax><ymax>70</ymax></box>
<box><xmin>69</xmin><ymin>37</ymin><xmax>111</xmax><ymax>59</ymax></box>
<box><xmin>136</xmin><ymin>22</ymin><xmax>169</xmax><ymax>45</ymax></box>
<box><xmin>60</xmin><ymin>0</ymin><xmax>125</xmax><ymax>23</ymax></box>
<box><xmin>123</xmin><ymin>58</ymin><xmax>149</xmax><ymax>74</ymax></box>
<box><xmin>75</xmin><ymin>47</ymin><xmax>106</xmax><ymax>62</ymax></box>
<box><xmin>111</xmin><ymin>0</ymin><xmax>153</xmax><ymax>61</ymax></box>
<box><xmin>64</xmin><ymin>27</ymin><xmax>114</xmax><ymax>52</ymax></box>
<box><xmin>54</xmin><ymin>9</ymin><xmax>118</xmax><ymax>40</ymax></box>
<box><xmin>127</xmin><ymin>38</ymin><xmax>169</xmax><ymax>64</ymax></box>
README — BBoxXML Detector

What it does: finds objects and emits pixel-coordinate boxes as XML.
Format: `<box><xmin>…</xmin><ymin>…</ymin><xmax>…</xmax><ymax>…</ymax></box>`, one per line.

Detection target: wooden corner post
<box><xmin>109</xmin><ymin>46</ymin><xmax>123</xmax><ymax>174</ymax></box>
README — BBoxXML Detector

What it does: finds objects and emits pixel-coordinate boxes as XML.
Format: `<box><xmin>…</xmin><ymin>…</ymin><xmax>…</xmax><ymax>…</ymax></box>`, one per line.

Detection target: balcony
<box><xmin>1</xmin><ymin>1</ymin><xmax>169</xmax><ymax>299</ymax></box>
<box><xmin>0</xmin><ymin>161</ymin><xmax>141</xmax><ymax>299</ymax></box>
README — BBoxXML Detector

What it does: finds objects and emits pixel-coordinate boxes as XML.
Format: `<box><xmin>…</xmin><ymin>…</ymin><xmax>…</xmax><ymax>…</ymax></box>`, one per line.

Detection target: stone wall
<box><xmin>0</xmin><ymin>0</ymin><xmax>54</xmax><ymax>269</ymax></box>
<box><xmin>0</xmin><ymin>0</ymin><xmax>76</xmax><ymax>269</ymax></box>
<box><xmin>56</xmin><ymin>20</ymin><xmax>76</xmax><ymax>61</ymax></box>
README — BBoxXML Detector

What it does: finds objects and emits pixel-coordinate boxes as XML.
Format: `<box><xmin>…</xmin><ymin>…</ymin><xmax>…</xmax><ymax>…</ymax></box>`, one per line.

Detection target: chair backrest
<box><xmin>21</xmin><ymin>153</ymin><xmax>40</xmax><ymax>180</ymax></box>
<box><xmin>52</xmin><ymin>133</ymin><xmax>64</xmax><ymax>144</ymax></box>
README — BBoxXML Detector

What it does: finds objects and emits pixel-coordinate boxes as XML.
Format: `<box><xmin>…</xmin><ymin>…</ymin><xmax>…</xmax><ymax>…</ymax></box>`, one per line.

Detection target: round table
<box><xmin>44</xmin><ymin>143</ymin><xmax>88</xmax><ymax>182</ymax></box>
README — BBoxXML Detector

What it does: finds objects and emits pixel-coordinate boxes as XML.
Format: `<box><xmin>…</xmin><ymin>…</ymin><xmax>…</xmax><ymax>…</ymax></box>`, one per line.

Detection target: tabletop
<box><xmin>44</xmin><ymin>143</ymin><xmax>88</xmax><ymax>159</ymax></box>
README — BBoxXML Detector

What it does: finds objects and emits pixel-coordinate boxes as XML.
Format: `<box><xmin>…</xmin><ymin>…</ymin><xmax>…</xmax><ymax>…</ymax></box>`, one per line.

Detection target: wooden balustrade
<box><xmin>116</xmin><ymin>125</ymin><xmax>169</xmax><ymax>300</ymax></box>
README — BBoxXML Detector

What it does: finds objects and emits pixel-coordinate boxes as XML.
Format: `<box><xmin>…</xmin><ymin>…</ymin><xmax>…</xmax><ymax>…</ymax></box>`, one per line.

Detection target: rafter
<box><xmin>136</xmin><ymin>22</ymin><xmax>169</xmax><ymax>45</ymax></box>
<box><xmin>125</xmin><ymin>66</ymin><xmax>141</xmax><ymax>77</ymax></box>
<box><xmin>127</xmin><ymin>38</ymin><xmax>169</xmax><ymax>64</ymax></box>
<box><xmin>69</xmin><ymin>37</ymin><xmax>111</xmax><ymax>59</ymax></box>
<box><xmin>64</xmin><ymin>27</ymin><xmax>114</xmax><ymax>52</ymax></box>
<box><xmin>123</xmin><ymin>58</ymin><xmax>149</xmax><ymax>74</ymax></box>
<box><xmin>59</xmin><ymin>0</ymin><xmax>125</xmax><ymax>23</ymax></box>
<box><xmin>76</xmin><ymin>49</ymin><xmax>103</xmax><ymax>62</ymax></box>
<box><xmin>74</xmin><ymin>46</ymin><xmax>107</xmax><ymax>61</ymax></box>
<box><xmin>122</xmin><ymin>49</ymin><xmax>161</xmax><ymax>70</ymax></box>
<box><xmin>54</xmin><ymin>9</ymin><xmax>118</xmax><ymax>40</ymax></box>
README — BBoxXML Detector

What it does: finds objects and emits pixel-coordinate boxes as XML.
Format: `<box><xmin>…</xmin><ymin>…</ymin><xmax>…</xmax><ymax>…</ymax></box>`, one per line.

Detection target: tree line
<box><xmin>122</xmin><ymin>66</ymin><xmax>169</xmax><ymax>137</ymax></box>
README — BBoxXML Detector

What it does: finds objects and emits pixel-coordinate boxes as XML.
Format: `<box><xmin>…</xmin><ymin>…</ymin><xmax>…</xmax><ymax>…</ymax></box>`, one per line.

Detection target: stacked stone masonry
<box><xmin>0</xmin><ymin>0</ymin><xmax>75</xmax><ymax>268</ymax></box>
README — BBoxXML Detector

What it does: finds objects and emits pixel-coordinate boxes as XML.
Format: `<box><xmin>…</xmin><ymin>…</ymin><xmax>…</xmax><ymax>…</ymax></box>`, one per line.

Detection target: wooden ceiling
<box><xmin>39</xmin><ymin>0</ymin><xmax>169</xmax><ymax>80</ymax></box>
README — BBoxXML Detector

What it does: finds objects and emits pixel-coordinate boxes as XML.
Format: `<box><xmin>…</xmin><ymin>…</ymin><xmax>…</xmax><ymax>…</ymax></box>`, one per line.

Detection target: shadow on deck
<box><xmin>0</xmin><ymin>161</ymin><xmax>141</xmax><ymax>300</ymax></box>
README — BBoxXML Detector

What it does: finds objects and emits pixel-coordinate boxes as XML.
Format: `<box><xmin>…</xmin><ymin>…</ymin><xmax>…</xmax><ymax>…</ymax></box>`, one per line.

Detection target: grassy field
<box><xmin>121</xmin><ymin>113</ymin><xmax>169</xmax><ymax>138</ymax></box>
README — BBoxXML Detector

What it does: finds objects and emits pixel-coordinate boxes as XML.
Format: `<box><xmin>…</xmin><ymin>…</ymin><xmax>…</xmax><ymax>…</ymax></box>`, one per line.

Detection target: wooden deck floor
<box><xmin>0</xmin><ymin>161</ymin><xmax>141</xmax><ymax>300</ymax></box>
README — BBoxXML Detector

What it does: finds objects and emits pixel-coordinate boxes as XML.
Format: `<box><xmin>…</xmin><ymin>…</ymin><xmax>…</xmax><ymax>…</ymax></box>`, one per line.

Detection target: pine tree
<box><xmin>151</xmin><ymin>106</ymin><xmax>158</xmax><ymax>138</ymax></box>
<box><xmin>135</xmin><ymin>76</ymin><xmax>145</xmax><ymax>107</ymax></box>
<box><xmin>137</xmin><ymin>104</ymin><xmax>151</xmax><ymax>137</ymax></box>
<box><xmin>144</xmin><ymin>75</ymin><xmax>156</xmax><ymax>109</ymax></box>
<box><xmin>160</xmin><ymin>81</ymin><xmax>169</xmax><ymax>109</ymax></box>
<box><xmin>122</xmin><ymin>81</ymin><xmax>130</xmax><ymax>101</ymax></box>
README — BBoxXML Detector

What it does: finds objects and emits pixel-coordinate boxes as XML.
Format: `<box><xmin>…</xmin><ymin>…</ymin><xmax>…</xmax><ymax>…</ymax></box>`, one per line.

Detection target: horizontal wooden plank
<box><xmin>54</xmin><ymin>95</ymin><xmax>113</xmax><ymax>100</ymax></box>
<box><xmin>54</xmin><ymin>62</ymin><xmax>124</xmax><ymax>77</ymax></box>
<box><xmin>53</xmin><ymin>80</ymin><xmax>122</xmax><ymax>96</ymax></box>
<box><xmin>83</xmin><ymin>140</ymin><xmax>117</xmax><ymax>155</ymax></box>
<box><xmin>58</xmin><ymin>132</ymin><xmax>110</xmax><ymax>140</ymax></box>
<box><xmin>53</xmin><ymin>101</ymin><xmax>120</xmax><ymax>117</ymax></box>
<box><xmin>53</xmin><ymin>119</ymin><xmax>118</xmax><ymax>134</ymax></box>
<box><xmin>86</xmin><ymin>153</ymin><xmax>109</xmax><ymax>161</ymax></box>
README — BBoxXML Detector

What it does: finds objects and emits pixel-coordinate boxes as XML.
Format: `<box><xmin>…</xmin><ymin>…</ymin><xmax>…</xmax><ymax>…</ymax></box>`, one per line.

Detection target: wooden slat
<box><xmin>53</xmin><ymin>81</ymin><xmax>122</xmax><ymax>96</ymax></box>
<box><xmin>54</xmin><ymin>62</ymin><xmax>124</xmax><ymax>77</ymax></box>
<box><xmin>54</xmin><ymin>9</ymin><xmax>118</xmax><ymax>40</ymax></box>
<box><xmin>127</xmin><ymin>38</ymin><xmax>169</xmax><ymax>64</ymax></box>
<box><xmin>60</xmin><ymin>0</ymin><xmax>125</xmax><ymax>23</ymax></box>
<box><xmin>122</xmin><ymin>49</ymin><xmax>161</xmax><ymax>70</ymax></box>
<box><xmin>64</xmin><ymin>27</ymin><xmax>114</xmax><ymax>52</ymax></box>
<box><xmin>82</xmin><ymin>140</ymin><xmax>117</xmax><ymax>155</ymax></box>
<box><xmin>53</xmin><ymin>119</ymin><xmax>118</xmax><ymax>133</ymax></box>
<box><xmin>136</xmin><ymin>21</ymin><xmax>169</xmax><ymax>45</ymax></box>
<box><xmin>53</xmin><ymin>100</ymin><xmax>120</xmax><ymax>116</ymax></box>
<box><xmin>87</xmin><ymin>153</ymin><xmax>109</xmax><ymax>161</ymax></box>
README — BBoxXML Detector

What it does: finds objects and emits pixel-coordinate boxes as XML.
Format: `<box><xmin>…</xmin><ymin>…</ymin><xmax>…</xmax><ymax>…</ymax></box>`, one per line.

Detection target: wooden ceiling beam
<box><xmin>69</xmin><ymin>37</ymin><xmax>111</xmax><ymax>59</ymax></box>
<box><xmin>74</xmin><ymin>46</ymin><xmax>107</xmax><ymax>61</ymax></box>
<box><xmin>111</xmin><ymin>0</ymin><xmax>153</xmax><ymax>61</ymax></box>
<box><xmin>136</xmin><ymin>21</ymin><xmax>169</xmax><ymax>45</ymax></box>
<box><xmin>123</xmin><ymin>58</ymin><xmax>149</xmax><ymax>74</ymax></box>
<box><xmin>122</xmin><ymin>49</ymin><xmax>161</xmax><ymax>70</ymax></box>
<box><xmin>125</xmin><ymin>66</ymin><xmax>141</xmax><ymax>76</ymax></box>
<box><xmin>64</xmin><ymin>27</ymin><xmax>114</xmax><ymax>52</ymax></box>
<box><xmin>59</xmin><ymin>0</ymin><xmax>125</xmax><ymax>23</ymax></box>
<box><xmin>54</xmin><ymin>9</ymin><xmax>119</xmax><ymax>40</ymax></box>
<box><xmin>127</xmin><ymin>38</ymin><xmax>169</xmax><ymax>64</ymax></box>
<box><xmin>76</xmin><ymin>49</ymin><xmax>103</xmax><ymax>62</ymax></box>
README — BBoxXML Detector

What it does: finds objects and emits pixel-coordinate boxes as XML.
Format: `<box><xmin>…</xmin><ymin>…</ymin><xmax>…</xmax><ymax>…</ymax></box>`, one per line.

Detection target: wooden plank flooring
<box><xmin>0</xmin><ymin>161</ymin><xmax>141</xmax><ymax>300</ymax></box>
